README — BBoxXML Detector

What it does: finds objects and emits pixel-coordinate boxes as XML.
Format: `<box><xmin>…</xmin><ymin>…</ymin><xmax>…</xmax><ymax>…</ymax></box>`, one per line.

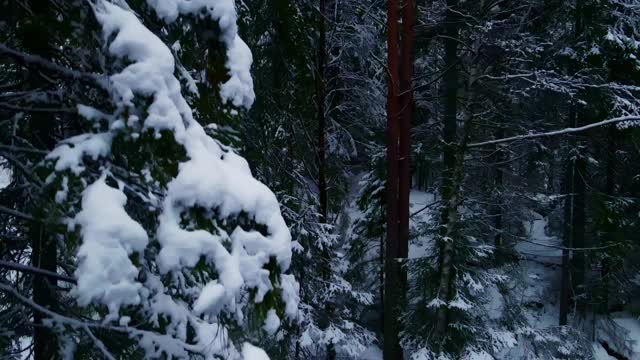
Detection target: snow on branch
<box><xmin>35</xmin><ymin>0</ymin><xmax>298</xmax><ymax>358</ymax></box>
<box><xmin>467</xmin><ymin>115</ymin><xmax>640</xmax><ymax>148</ymax></box>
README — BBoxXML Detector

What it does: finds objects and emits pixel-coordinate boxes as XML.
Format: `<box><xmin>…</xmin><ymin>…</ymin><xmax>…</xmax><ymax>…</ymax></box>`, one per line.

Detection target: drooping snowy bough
<box><xmin>44</xmin><ymin>0</ymin><xmax>298</xmax><ymax>358</ymax></box>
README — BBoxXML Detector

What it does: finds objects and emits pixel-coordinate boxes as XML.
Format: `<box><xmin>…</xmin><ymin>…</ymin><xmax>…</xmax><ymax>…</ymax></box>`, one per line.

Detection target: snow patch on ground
<box><xmin>358</xmin><ymin>345</ymin><xmax>382</xmax><ymax>360</ymax></box>
<box><xmin>409</xmin><ymin>190</ymin><xmax>436</xmax><ymax>260</ymax></box>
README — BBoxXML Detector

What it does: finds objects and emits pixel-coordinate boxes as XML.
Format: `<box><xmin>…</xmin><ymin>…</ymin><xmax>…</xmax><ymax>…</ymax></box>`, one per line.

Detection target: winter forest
<box><xmin>1</xmin><ymin>0</ymin><xmax>640</xmax><ymax>359</ymax></box>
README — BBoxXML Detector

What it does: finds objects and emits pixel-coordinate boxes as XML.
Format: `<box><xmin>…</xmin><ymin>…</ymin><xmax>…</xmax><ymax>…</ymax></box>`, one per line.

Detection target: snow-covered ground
<box><xmin>403</xmin><ymin>193</ymin><xmax>640</xmax><ymax>359</ymax></box>
<box><xmin>358</xmin><ymin>345</ymin><xmax>383</xmax><ymax>360</ymax></box>
<box><xmin>408</xmin><ymin>190</ymin><xmax>436</xmax><ymax>260</ymax></box>
<box><xmin>514</xmin><ymin>212</ymin><xmax>563</xmax><ymax>330</ymax></box>
<box><xmin>508</xmin><ymin>212</ymin><xmax>640</xmax><ymax>359</ymax></box>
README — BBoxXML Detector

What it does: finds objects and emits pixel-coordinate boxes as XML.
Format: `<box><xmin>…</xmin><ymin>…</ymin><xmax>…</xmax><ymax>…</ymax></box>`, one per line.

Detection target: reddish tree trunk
<box><xmin>384</xmin><ymin>0</ymin><xmax>401</xmax><ymax>357</ymax></box>
<box><xmin>384</xmin><ymin>0</ymin><xmax>415</xmax><ymax>357</ymax></box>
<box><xmin>398</xmin><ymin>0</ymin><xmax>415</xmax><ymax>262</ymax></box>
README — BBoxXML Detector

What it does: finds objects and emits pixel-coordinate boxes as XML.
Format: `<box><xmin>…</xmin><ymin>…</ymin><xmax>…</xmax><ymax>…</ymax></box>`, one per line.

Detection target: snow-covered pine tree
<box><xmin>0</xmin><ymin>0</ymin><xmax>299</xmax><ymax>358</ymax></box>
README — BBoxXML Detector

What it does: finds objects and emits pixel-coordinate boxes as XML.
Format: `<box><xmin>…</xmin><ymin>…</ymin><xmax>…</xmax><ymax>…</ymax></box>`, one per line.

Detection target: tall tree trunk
<box><xmin>22</xmin><ymin>1</ymin><xmax>58</xmax><ymax>358</ymax></box>
<box><xmin>317</xmin><ymin>0</ymin><xmax>335</xmax><ymax>358</ymax></box>
<box><xmin>434</xmin><ymin>0</ymin><xmax>459</xmax><ymax>343</ymax></box>
<box><xmin>599</xmin><ymin>125</ymin><xmax>616</xmax><ymax>315</ymax></box>
<box><xmin>384</xmin><ymin>0</ymin><xmax>401</xmax><ymax>357</ymax></box>
<box><xmin>559</xmin><ymin>0</ymin><xmax>587</xmax><ymax>326</ymax></box>
<box><xmin>318</xmin><ymin>0</ymin><xmax>328</xmax><ymax>225</ymax></box>
<box><xmin>382</xmin><ymin>0</ymin><xmax>415</xmax><ymax>356</ymax></box>
<box><xmin>491</xmin><ymin>125</ymin><xmax>505</xmax><ymax>248</ymax></box>
<box><xmin>559</xmin><ymin>147</ymin><xmax>573</xmax><ymax>325</ymax></box>
<box><xmin>398</xmin><ymin>0</ymin><xmax>415</xmax><ymax>264</ymax></box>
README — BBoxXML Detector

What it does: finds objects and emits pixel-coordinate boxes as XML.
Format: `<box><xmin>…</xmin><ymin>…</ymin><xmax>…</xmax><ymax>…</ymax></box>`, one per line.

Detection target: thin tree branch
<box><xmin>0</xmin><ymin>144</ymin><xmax>47</xmax><ymax>155</ymax></box>
<box><xmin>467</xmin><ymin>116</ymin><xmax>640</xmax><ymax>148</ymax></box>
<box><xmin>0</xmin><ymin>205</ymin><xmax>36</xmax><ymax>222</ymax></box>
<box><xmin>0</xmin><ymin>260</ymin><xmax>76</xmax><ymax>284</ymax></box>
<box><xmin>0</xmin><ymin>282</ymin><xmax>207</xmax><ymax>354</ymax></box>
<box><xmin>410</xmin><ymin>200</ymin><xmax>441</xmax><ymax>218</ymax></box>
<box><xmin>0</xmin><ymin>44</ymin><xmax>109</xmax><ymax>91</ymax></box>
<box><xmin>83</xmin><ymin>326</ymin><xmax>116</xmax><ymax>360</ymax></box>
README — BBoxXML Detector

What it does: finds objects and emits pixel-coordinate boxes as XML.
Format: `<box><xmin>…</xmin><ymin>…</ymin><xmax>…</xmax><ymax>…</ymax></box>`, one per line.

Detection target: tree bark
<box><xmin>559</xmin><ymin>0</ymin><xmax>587</xmax><ymax>325</ymax></box>
<box><xmin>22</xmin><ymin>1</ymin><xmax>59</xmax><ymax>358</ymax></box>
<box><xmin>384</xmin><ymin>0</ymin><xmax>401</xmax><ymax>357</ymax></box>
<box><xmin>317</xmin><ymin>1</ymin><xmax>335</xmax><ymax>358</ymax></box>
<box><xmin>434</xmin><ymin>0</ymin><xmax>460</xmax><ymax>342</ymax></box>
<box><xmin>398</xmin><ymin>0</ymin><xmax>415</xmax><ymax>264</ymax></box>
<box><xmin>599</xmin><ymin>125</ymin><xmax>616</xmax><ymax>315</ymax></box>
<box><xmin>491</xmin><ymin>125</ymin><xmax>505</xmax><ymax>248</ymax></box>
<box><xmin>318</xmin><ymin>0</ymin><xmax>328</xmax><ymax>225</ymax></box>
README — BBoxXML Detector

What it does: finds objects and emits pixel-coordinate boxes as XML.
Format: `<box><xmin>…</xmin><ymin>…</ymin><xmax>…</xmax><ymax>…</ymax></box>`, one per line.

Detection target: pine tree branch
<box><xmin>0</xmin><ymin>43</ymin><xmax>109</xmax><ymax>91</ymax></box>
<box><xmin>0</xmin><ymin>152</ymin><xmax>44</xmax><ymax>188</ymax></box>
<box><xmin>83</xmin><ymin>326</ymin><xmax>116</xmax><ymax>360</ymax></box>
<box><xmin>0</xmin><ymin>144</ymin><xmax>47</xmax><ymax>155</ymax></box>
<box><xmin>0</xmin><ymin>260</ymin><xmax>76</xmax><ymax>284</ymax></box>
<box><xmin>0</xmin><ymin>205</ymin><xmax>36</xmax><ymax>222</ymax></box>
<box><xmin>467</xmin><ymin>115</ymin><xmax>640</xmax><ymax>148</ymax></box>
<box><xmin>0</xmin><ymin>282</ymin><xmax>205</xmax><ymax>355</ymax></box>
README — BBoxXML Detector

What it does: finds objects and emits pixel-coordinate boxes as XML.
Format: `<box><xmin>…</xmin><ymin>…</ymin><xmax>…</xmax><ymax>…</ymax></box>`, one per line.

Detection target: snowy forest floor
<box><xmin>353</xmin><ymin>190</ymin><xmax>640</xmax><ymax>360</ymax></box>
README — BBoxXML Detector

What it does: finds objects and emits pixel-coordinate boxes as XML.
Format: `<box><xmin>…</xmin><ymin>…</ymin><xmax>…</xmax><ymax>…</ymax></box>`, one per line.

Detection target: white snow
<box><xmin>614</xmin><ymin>318</ymin><xmax>640</xmax><ymax>356</ymax></box>
<box><xmin>358</xmin><ymin>345</ymin><xmax>382</xmax><ymax>360</ymax></box>
<box><xmin>0</xmin><ymin>164</ymin><xmax>10</xmax><ymax>189</ymax></box>
<box><xmin>46</xmin><ymin>133</ymin><xmax>112</xmax><ymax>174</ymax></box>
<box><xmin>192</xmin><ymin>281</ymin><xmax>226</xmax><ymax>315</ymax></box>
<box><xmin>593</xmin><ymin>342</ymin><xmax>616</xmax><ymax>360</ymax></box>
<box><xmin>72</xmin><ymin>176</ymin><xmax>148</xmax><ymax>316</ymax></box>
<box><xmin>511</xmin><ymin>212</ymin><xmax>564</xmax><ymax>330</ymax></box>
<box><xmin>241</xmin><ymin>343</ymin><xmax>270</xmax><ymax>360</ymax></box>
<box><xmin>262</xmin><ymin>309</ymin><xmax>281</xmax><ymax>335</ymax></box>
<box><xmin>145</xmin><ymin>0</ymin><xmax>255</xmax><ymax>108</ymax></box>
<box><xmin>54</xmin><ymin>176</ymin><xmax>68</xmax><ymax>204</ymax></box>
<box><xmin>408</xmin><ymin>190</ymin><xmax>436</xmax><ymax>260</ymax></box>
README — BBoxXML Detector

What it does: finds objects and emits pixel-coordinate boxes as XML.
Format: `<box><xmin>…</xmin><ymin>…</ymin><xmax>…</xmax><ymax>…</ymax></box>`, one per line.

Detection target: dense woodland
<box><xmin>1</xmin><ymin>0</ymin><xmax>640</xmax><ymax>359</ymax></box>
